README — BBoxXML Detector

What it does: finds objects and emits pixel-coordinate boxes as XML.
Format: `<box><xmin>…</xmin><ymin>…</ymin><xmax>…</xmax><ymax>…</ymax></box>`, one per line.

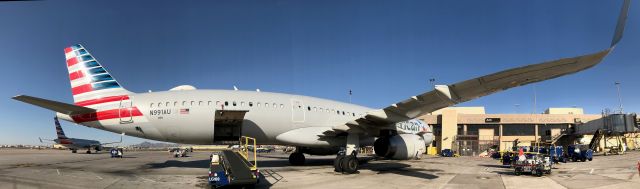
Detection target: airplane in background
<box><xmin>14</xmin><ymin>0</ymin><xmax>629</xmax><ymax>173</ymax></box>
<box><xmin>40</xmin><ymin>117</ymin><xmax>122</xmax><ymax>154</ymax></box>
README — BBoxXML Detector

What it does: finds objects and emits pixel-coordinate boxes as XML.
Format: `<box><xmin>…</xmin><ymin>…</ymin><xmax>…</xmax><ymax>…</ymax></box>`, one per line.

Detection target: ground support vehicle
<box><xmin>209</xmin><ymin>136</ymin><xmax>259</xmax><ymax>189</ymax></box>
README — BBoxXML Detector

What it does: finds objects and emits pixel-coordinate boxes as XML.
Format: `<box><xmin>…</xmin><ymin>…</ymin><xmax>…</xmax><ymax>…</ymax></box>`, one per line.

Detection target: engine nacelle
<box><xmin>374</xmin><ymin>134</ymin><xmax>427</xmax><ymax>160</ymax></box>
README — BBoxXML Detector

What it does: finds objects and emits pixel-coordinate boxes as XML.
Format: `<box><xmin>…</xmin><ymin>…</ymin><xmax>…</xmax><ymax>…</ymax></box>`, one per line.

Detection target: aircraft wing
<box><xmin>334</xmin><ymin>0</ymin><xmax>630</xmax><ymax>133</ymax></box>
<box><xmin>39</xmin><ymin>137</ymin><xmax>55</xmax><ymax>144</ymax></box>
<box><xmin>12</xmin><ymin>95</ymin><xmax>95</xmax><ymax>115</ymax></box>
<box><xmin>101</xmin><ymin>133</ymin><xmax>124</xmax><ymax>146</ymax></box>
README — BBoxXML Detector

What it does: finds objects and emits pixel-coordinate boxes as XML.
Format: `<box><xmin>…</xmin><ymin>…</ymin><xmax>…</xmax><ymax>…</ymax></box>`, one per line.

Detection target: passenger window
<box><xmin>313</xmin><ymin>107</ymin><xmax>317</xmax><ymax>111</ymax></box>
<box><xmin>308</xmin><ymin>106</ymin><xmax>311</xmax><ymax>111</ymax></box>
<box><xmin>273</xmin><ymin>103</ymin><xmax>277</xmax><ymax>108</ymax></box>
<box><xmin>241</xmin><ymin>102</ymin><xmax>245</xmax><ymax>106</ymax></box>
<box><xmin>257</xmin><ymin>102</ymin><xmax>261</xmax><ymax>107</ymax></box>
<box><xmin>280</xmin><ymin>104</ymin><xmax>284</xmax><ymax>108</ymax></box>
<box><xmin>225</xmin><ymin>101</ymin><xmax>229</xmax><ymax>106</ymax></box>
<box><xmin>352</xmin><ymin>113</ymin><xmax>355</xmax><ymax>116</ymax></box>
<box><xmin>191</xmin><ymin>101</ymin><xmax>195</xmax><ymax>106</ymax></box>
<box><xmin>182</xmin><ymin>101</ymin><xmax>186</xmax><ymax>106</ymax></box>
<box><xmin>233</xmin><ymin>101</ymin><xmax>237</xmax><ymax>106</ymax></box>
<box><xmin>174</xmin><ymin>101</ymin><xmax>177</xmax><ymax>106</ymax></box>
<box><xmin>342</xmin><ymin>111</ymin><xmax>345</xmax><ymax>115</ymax></box>
<box><xmin>337</xmin><ymin>110</ymin><xmax>340</xmax><ymax>114</ymax></box>
<box><xmin>208</xmin><ymin>101</ymin><xmax>212</xmax><ymax>106</ymax></box>
<box><xmin>249</xmin><ymin>102</ymin><xmax>253</xmax><ymax>107</ymax></box>
<box><xmin>265</xmin><ymin>103</ymin><xmax>269</xmax><ymax>107</ymax></box>
<box><xmin>199</xmin><ymin>101</ymin><xmax>203</xmax><ymax>106</ymax></box>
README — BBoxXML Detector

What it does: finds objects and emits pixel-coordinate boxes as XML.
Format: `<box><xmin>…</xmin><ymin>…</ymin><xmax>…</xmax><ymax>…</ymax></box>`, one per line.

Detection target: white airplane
<box><xmin>40</xmin><ymin>117</ymin><xmax>122</xmax><ymax>154</ymax></box>
<box><xmin>13</xmin><ymin>0</ymin><xmax>629</xmax><ymax>173</ymax></box>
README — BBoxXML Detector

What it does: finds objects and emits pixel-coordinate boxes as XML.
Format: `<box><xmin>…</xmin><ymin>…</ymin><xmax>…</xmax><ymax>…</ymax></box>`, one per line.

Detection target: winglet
<box><xmin>611</xmin><ymin>0</ymin><xmax>630</xmax><ymax>47</ymax></box>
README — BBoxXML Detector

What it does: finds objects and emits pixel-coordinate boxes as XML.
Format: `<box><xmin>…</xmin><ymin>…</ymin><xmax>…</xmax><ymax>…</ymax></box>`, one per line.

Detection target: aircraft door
<box><xmin>119</xmin><ymin>96</ymin><xmax>133</xmax><ymax>124</ymax></box>
<box><xmin>291</xmin><ymin>99</ymin><xmax>305</xmax><ymax>122</ymax></box>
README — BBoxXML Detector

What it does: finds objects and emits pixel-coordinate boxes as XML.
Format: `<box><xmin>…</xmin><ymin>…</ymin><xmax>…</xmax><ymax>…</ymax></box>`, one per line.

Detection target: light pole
<box><xmin>429</xmin><ymin>78</ymin><xmax>436</xmax><ymax>89</ymax></box>
<box><xmin>615</xmin><ymin>82</ymin><xmax>623</xmax><ymax>113</ymax></box>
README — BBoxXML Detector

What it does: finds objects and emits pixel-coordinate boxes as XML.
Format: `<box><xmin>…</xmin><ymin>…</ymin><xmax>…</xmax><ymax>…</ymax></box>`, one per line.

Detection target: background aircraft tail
<box><xmin>54</xmin><ymin>117</ymin><xmax>69</xmax><ymax>140</ymax></box>
<box><xmin>64</xmin><ymin>44</ymin><xmax>132</xmax><ymax>107</ymax></box>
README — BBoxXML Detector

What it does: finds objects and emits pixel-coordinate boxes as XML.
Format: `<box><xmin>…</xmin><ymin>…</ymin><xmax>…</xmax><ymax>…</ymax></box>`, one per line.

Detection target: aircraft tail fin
<box><xmin>64</xmin><ymin>44</ymin><xmax>132</xmax><ymax>107</ymax></box>
<box><xmin>54</xmin><ymin>117</ymin><xmax>69</xmax><ymax>140</ymax></box>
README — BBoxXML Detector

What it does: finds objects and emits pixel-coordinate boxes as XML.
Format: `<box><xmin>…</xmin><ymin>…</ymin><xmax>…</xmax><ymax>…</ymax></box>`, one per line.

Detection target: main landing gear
<box><xmin>334</xmin><ymin>133</ymin><xmax>360</xmax><ymax>174</ymax></box>
<box><xmin>334</xmin><ymin>150</ymin><xmax>359</xmax><ymax>174</ymax></box>
<box><xmin>289</xmin><ymin>151</ymin><xmax>306</xmax><ymax>166</ymax></box>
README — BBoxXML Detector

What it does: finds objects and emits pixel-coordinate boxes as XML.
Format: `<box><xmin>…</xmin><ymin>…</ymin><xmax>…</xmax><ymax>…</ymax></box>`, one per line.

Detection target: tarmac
<box><xmin>0</xmin><ymin>149</ymin><xmax>639</xmax><ymax>189</ymax></box>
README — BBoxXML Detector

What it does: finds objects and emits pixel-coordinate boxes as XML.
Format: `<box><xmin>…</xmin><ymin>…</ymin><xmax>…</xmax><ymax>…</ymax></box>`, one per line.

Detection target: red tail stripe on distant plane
<box><xmin>75</xmin><ymin>95</ymin><xmax>129</xmax><ymax>106</ymax></box>
<box><xmin>59</xmin><ymin>139</ymin><xmax>73</xmax><ymax>144</ymax></box>
<box><xmin>66</xmin><ymin>57</ymin><xmax>78</xmax><ymax>67</ymax></box>
<box><xmin>71</xmin><ymin>107</ymin><xmax>143</xmax><ymax>123</ymax></box>
<box><xmin>71</xmin><ymin>84</ymin><xmax>93</xmax><ymax>95</ymax></box>
<box><xmin>69</xmin><ymin>70</ymin><xmax>84</xmax><ymax>81</ymax></box>
<box><xmin>64</xmin><ymin>47</ymin><xmax>73</xmax><ymax>54</ymax></box>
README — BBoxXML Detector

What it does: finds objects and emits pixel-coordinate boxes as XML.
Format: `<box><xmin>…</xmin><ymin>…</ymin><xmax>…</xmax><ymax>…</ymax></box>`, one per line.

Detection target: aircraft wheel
<box><xmin>334</xmin><ymin>155</ymin><xmax>345</xmax><ymax>172</ymax></box>
<box><xmin>536</xmin><ymin>170</ymin><xmax>543</xmax><ymax>177</ymax></box>
<box><xmin>340</xmin><ymin>155</ymin><xmax>359</xmax><ymax>174</ymax></box>
<box><xmin>72</xmin><ymin>150</ymin><xmax>77</xmax><ymax>153</ymax></box>
<box><xmin>288</xmin><ymin>152</ymin><xmax>305</xmax><ymax>166</ymax></box>
<box><xmin>86</xmin><ymin>150</ymin><xmax>91</xmax><ymax>154</ymax></box>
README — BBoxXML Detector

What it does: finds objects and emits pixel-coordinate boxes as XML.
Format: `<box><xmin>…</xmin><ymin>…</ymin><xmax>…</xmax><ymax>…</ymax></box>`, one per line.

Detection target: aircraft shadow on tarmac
<box><xmin>145</xmin><ymin>159</ymin><xmax>209</xmax><ymax>169</ymax></box>
<box><xmin>257</xmin><ymin>156</ymin><xmax>440</xmax><ymax>180</ymax></box>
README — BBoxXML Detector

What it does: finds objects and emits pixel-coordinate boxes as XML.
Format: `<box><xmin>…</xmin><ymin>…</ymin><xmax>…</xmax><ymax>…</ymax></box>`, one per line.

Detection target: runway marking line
<box><xmin>135</xmin><ymin>175</ymin><xmax>156</xmax><ymax>182</ymax></box>
<box><xmin>589</xmin><ymin>169</ymin><xmax>594</xmax><ymax>174</ymax></box>
<box><xmin>56</xmin><ymin>169</ymin><xmax>60</xmax><ymax>175</ymax></box>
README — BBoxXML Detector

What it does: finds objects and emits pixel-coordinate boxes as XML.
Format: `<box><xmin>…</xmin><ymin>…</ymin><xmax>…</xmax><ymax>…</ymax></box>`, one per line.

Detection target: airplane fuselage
<box><xmin>55</xmin><ymin>138</ymin><xmax>101</xmax><ymax>150</ymax></box>
<box><xmin>59</xmin><ymin>89</ymin><xmax>380</xmax><ymax>146</ymax></box>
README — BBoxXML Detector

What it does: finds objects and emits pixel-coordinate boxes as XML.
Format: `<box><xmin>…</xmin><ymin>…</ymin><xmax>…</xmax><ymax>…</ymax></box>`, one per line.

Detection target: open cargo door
<box><xmin>214</xmin><ymin>110</ymin><xmax>248</xmax><ymax>144</ymax></box>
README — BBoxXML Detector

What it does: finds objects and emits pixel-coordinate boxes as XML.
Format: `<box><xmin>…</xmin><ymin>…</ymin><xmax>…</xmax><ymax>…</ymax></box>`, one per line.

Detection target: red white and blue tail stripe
<box><xmin>54</xmin><ymin>117</ymin><xmax>69</xmax><ymax>140</ymax></box>
<box><xmin>64</xmin><ymin>44</ymin><xmax>131</xmax><ymax>108</ymax></box>
<box><xmin>64</xmin><ymin>44</ymin><xmax>144</xmax><ymax>124</ymax></box>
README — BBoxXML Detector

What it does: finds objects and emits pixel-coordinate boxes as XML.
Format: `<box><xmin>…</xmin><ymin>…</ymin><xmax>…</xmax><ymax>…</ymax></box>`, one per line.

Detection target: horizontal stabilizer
<box><xmin>12</xmin><ymin>95</ymin><xmax>96</xmax><ymax>115</ymax></box>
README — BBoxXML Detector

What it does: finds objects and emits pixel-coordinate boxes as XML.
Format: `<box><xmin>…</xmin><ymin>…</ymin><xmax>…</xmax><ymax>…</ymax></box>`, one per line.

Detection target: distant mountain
<box><xmin>130</xmin><ymin>141</ymin><xmax>179</xmax><ymax>148</ymax></box>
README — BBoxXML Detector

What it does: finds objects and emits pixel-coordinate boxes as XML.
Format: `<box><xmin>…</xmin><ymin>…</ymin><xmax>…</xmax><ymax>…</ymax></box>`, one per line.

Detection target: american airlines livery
<box><xmin>13</xmin><ymin>0</ymin><xmax>630</xmax><ymax>173</ymax></box>
<box><xmin>39</xmin><ymin>117</ymin><xmax>122</xmax><ymax>154</ymax></box>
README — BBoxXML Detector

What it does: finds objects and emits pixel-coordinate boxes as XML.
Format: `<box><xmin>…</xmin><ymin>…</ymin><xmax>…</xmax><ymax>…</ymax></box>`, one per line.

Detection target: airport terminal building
<box><xmin>419</xmin><ymin>107</ymin><xmax>604</xmax><ymax>155</ymax></box>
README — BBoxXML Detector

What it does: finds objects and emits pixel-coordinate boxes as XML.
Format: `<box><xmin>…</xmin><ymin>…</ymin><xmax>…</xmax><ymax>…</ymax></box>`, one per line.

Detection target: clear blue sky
<box><xmin>0</xmin><ymin>0</ymin><xmax>638</xmax><ymax>145</ymax></box>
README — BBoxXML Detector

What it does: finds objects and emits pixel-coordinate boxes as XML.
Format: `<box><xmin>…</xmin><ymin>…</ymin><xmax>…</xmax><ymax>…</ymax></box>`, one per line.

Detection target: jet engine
<box><xmin>374</xmin><ymin>134</ymin><xmax>430</xmax><ymax>160</ymax></box>
<box><xmin>94</xmin><ymin>146</ymin><xmax>103</xmax><ymax>151</ymax></box>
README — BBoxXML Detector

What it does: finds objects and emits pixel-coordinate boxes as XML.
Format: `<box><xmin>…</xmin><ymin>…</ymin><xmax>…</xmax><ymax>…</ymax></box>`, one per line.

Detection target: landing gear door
<box><xmin>119</xmin><ymin>96</ymin><xmax>133</xmax><ymax>124</ymax></box>
<box><xmin>213</xmin><ymin>110</ymin><xmax>248</xmax><ymax>144</ymax></box>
